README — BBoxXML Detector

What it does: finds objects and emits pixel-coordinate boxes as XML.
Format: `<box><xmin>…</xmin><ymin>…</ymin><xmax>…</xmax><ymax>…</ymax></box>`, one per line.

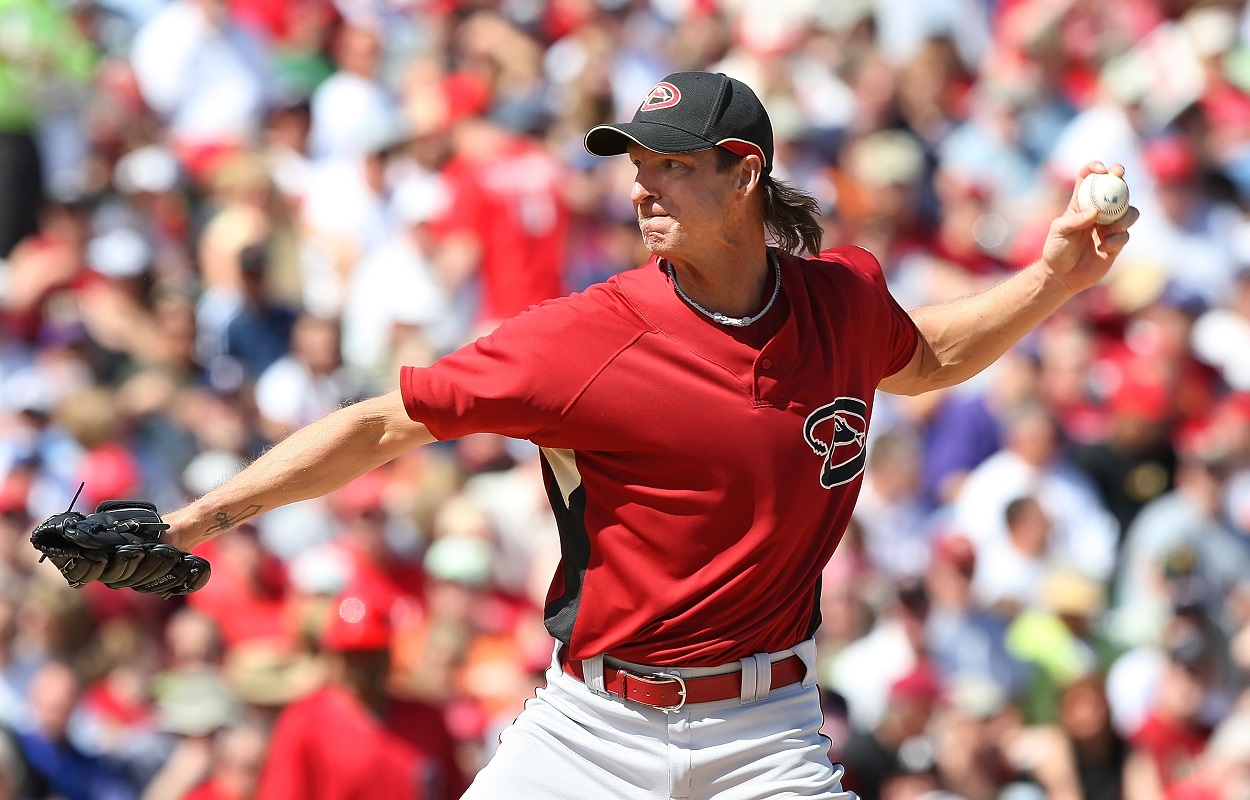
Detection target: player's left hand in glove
<box><xmin>30</xmin><ymin>500</ymin><xmax>211</xmax><ymax>598</ymax></box>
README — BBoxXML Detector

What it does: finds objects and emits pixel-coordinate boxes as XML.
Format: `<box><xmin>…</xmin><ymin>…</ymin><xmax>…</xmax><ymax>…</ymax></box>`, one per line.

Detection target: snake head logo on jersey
<box><xmin>803</xmin><ymin>397</ymin><xmax>869</xmax><ymax>489</ymax></box>
<box><xmin>639</xmin><ymin>82</ymin><xmax>681</xmax><ymax>111</ymax></box>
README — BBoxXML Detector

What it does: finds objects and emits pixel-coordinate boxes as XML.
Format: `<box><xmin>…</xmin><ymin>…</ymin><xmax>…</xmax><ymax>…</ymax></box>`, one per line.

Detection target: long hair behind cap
<box><xmin>761</xmin><ymin>175</ymin><xmax>824</xmax><ymax>257</ymax></box>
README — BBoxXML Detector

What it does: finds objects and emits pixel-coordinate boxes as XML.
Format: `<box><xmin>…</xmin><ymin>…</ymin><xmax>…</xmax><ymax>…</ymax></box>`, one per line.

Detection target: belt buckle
<box><xmin>623</xmin><ymin>670</ymin><xmax>687</xmax><ymax>713</ymax></box>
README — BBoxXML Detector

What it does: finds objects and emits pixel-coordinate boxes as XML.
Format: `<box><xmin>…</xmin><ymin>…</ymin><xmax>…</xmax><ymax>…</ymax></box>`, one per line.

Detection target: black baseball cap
<box><xmin>584</xmin><ymin>72</ymin><xmax>773</xmax><ymax>170</ymax></box>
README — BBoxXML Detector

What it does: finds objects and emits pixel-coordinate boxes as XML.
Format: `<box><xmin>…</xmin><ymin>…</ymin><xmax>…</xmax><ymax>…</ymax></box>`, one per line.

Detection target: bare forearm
<box><xmin>164</xmin><ymin>391</ymin><xmax>434</xmax><ymax>549</ymax></box>
<box><xmin>881</xmin><ymin>162</ymin><xmax>1138</xmax><ymax>396</ymax></box>
<box><xmin>883</xmin><ymin>261</ymin><xmax>1074</xmax><ymax>394</ymax></box>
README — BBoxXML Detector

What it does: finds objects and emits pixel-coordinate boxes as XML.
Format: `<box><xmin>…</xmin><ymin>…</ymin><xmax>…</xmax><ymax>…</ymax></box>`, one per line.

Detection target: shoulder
<box><xmin>442</xmin><ymin>267</ymin><xmax>655</xmax><ymax>376</ymax></box>
<box><xmin>497</xmin><ymin>261</ymin><xmax>660</xmax><ymax>333</ymax></box>
<box><xmin>787</xmin><ymin>246</ymin><xmax>888</xmax><ymax>284</ymax></box>
<box><xmin>499</xmin><ymin>269</ymin><xmax>650</xmax><ymax>333</ymax></box>
<box><xmin>780</xmin><ymin>246</ymin><xmax>902</xmax><ymax>316</ymax></box>
<box><xmin>606</xmin><ymin>257</ymin><xmax>667</xmax><ymax>297</ymax></box>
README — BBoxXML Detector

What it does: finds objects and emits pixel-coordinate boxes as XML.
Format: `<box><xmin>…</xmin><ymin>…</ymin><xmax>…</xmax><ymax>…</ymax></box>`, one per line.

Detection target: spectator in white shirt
<box><xmin>130</xmin><ymin>0</ymin><xmax>269</xmax><ymax>153</ymax></box>
<box><xmin>341</xmin><ymin>173</ymin><xmax>458</xmax><ymax>388</ymax></box>
<box><xmin>973</xmin><ymin>495</ymin><xmax>1056</xmax><ymax>616</ymax></box>
<box><xmin>952</xmin><ymin>401</ymin><xmax>1119</xmax><ymax>583</ymax></box>
<box><xmin>254</xmin><ymin>314</ymin><xmax>360</xmax><ymax>442</ymax></box>
<box><xmin>307</xmin><ymin>18</ymin><xmax>397</xmax><ymax>162</ymax></box>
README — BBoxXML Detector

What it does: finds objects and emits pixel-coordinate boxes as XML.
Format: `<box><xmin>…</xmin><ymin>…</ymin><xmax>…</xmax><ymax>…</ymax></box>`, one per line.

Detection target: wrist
<box><xmin>160</xmin><ymin>508</ymin><xmax>203</xmax><ymax>551</ymax></box>
<box><xmin>1033</xmin><ymin>259</ymin><xmax>1083</xmax><ymax>303</ymax></box>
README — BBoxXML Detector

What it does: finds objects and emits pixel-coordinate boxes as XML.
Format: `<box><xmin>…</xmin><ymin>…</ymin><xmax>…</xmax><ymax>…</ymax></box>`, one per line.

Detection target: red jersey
<box><xmin>437</xmin><ymin>137</ymin><xmax>567</xmax><ymax>322</ymax></box>
<box><xmin>186</xmin><ymin>539</ymin><xmax>291</xmax><ymax>648</ymax></box>
<box><xmin>401</xmin><ymin>247</ymin><xmax>918</xmax><ymax>666</ymax></box>
<box><xmin>1130</xmin><ymin>710</ymin><xmax>1210</xmax><ymax>791</ymax></box>
<box><xmin>257</xmin><ymin>684</ymin><xmax>459</xmax><ymax>800</ymax></box>
<box><xmin>184</xmin><ymin>779</ymin><xmax>243</xmax><ymax>800</ymax></box>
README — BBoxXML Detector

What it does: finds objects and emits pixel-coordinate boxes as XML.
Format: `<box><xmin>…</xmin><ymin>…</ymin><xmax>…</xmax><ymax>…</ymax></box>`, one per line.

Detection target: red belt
<box><xmin>562</xmin><ymin>654</ymin><xmax>807</xmax><ymax>712</ymax></box>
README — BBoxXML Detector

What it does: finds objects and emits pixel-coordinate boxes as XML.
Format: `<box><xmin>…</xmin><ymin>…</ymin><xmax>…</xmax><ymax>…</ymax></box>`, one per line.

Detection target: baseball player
<box><xmin>32</xmin><ymin>71</ymin><xmax>1137</xmax><ymax>799</ymax></box>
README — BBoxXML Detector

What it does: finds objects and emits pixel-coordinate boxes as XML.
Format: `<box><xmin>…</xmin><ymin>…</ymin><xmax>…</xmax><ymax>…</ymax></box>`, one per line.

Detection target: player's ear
<box><xmin>737</xmin><ymin>154</ymin><xmax>764</xmax><ymax>194</ymax></box>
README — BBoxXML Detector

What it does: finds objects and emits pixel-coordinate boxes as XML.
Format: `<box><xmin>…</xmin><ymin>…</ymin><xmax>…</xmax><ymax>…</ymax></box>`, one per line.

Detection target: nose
<box><xmin>631</xmin><ymin>172</ymin><xmax>657</xmax><ymax>206</ymax></box>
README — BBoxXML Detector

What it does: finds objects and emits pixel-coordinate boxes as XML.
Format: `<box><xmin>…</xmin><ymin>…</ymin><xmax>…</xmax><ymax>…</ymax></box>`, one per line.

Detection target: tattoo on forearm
<box><xmin>204</xmin><ymin>504</ymin><xmax>263</xmax><ymax>534</ymax></box>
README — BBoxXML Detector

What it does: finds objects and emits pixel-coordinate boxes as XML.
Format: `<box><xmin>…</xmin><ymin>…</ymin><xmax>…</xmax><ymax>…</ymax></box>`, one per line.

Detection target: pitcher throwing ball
<box><xmin>35</xmin><ymin>71</ymin><xmax>1137</xmax><ymax>799</ymax></box>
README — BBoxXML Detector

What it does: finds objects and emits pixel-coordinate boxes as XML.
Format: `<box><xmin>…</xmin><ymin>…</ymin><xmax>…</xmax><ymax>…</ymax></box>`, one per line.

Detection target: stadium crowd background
<box><xmin>6</xmin><ymin>0</ymin><xmax>1250</xmax><ymax>797</ymax></box>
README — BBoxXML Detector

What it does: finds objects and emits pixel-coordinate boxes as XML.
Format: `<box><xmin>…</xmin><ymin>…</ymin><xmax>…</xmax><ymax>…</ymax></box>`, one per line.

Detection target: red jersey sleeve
<box><xmin>400</xmin><ymin>285</ymin><xmax>645</xmax><ymax>443</ymax></box>
<box><xmin>820</xmin><ymin>246</ymin><xmax>919</xmax><ymax>380</ymax></box>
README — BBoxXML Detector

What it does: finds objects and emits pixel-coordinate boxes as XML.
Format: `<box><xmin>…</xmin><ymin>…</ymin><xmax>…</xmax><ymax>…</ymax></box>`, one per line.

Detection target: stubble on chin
<box><xmin>638</xmin><ymin>219</ymin><xmax>681</xmax><ymax>257</ymax></box>
<box><xmin>640</xmin><ymin>231</ymin><xmax>666</xmax><ymax>254</ymax></box>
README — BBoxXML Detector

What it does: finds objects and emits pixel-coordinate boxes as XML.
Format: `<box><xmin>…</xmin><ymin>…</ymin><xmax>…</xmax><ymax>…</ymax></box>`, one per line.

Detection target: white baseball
<box><xmin>1077</xmin><ymin>171</ymin><xmax>1130</xmax><ymax>225</ymax></box>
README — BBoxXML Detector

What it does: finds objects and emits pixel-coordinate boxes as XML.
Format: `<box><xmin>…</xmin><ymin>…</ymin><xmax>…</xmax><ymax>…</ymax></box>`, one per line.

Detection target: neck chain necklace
<box><xmin>667</xmin><ymin>251</ymin><xmax>781</xmax><ymax>328</ymax></box>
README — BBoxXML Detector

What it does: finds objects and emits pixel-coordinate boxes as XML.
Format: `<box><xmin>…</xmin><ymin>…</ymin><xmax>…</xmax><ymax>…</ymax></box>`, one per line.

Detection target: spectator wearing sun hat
<box><xmin>1006</xmin><ymin>569</ymin><xmax>1115</xmax><ymax>724</ymax></box>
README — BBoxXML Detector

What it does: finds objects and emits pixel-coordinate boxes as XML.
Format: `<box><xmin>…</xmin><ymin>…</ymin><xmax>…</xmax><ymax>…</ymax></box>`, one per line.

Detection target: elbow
<box><xmin>879</xmin><ymin>342</ymin><xmax>959</xmax><ymax>396</ymax></box>
<box><xmin>880</xmin><ymin>371</ymin><xmax>953</xmax><ymax>396</ymax></box>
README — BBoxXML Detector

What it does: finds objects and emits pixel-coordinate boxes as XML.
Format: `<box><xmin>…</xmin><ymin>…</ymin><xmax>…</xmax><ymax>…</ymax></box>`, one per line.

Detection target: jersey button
<box><xmin>761</xmin><ymin>358</ymin><xmax>773</xmax><ymax>370</ymax></box>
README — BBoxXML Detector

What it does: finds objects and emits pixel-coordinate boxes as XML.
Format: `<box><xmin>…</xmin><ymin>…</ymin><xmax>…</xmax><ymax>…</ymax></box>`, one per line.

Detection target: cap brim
<box><xmin>584</xmin><ymin>122</ymin><xmax>714</xmax><ymax>158</ymax></box>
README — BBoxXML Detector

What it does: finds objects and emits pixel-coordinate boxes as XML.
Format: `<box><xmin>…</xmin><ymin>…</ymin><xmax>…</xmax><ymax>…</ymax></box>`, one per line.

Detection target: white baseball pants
<box><xmin>461</xmin><ymin>640</ymin><xmax>857</xmax><ymax>800</ymax></box>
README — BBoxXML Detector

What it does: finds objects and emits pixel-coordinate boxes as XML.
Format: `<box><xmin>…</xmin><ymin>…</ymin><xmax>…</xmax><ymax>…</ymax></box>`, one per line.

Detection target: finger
<box><xmin>1111</xmin><ymin>206</ymin><xmax>1141</xmax><ymax>231</ymax></box>
<box><xmin>1054</xmin><ymin>205</ymin><xmax>1101</xmax><ymax>236</ymax></box>
<box><xmin>60</xmin><ymin>555</ymin><xmax>93</xmax><ymax>584</ymax></box>
<box><xmin>159</xmin><ymin>557</ymin><xmax>212</xmax><ymax>596</ymax></box>
<box><xmin>112</xmin><ymin>547</ymin><xmax>151</xmax><ymax>585</ymax></box>
<box><xmin>1068</xmin><ymin>160</ymin><xmax>1120</xmax><ymax>210</ymax></box>
<box><xmin>1108</xmin><ymin>162</ymin><xmax>1126</xmax><ymax>179</ymax></box>
<box><xmin>1078</xmin><ymin>160</ymin><xmax>1107</xmax><ymax>179</ymax></box>
<box><xmin>126</xmin><ymin>547</ymin><xmax>180</xmax><ymax>586</ymax></box>
<box><xmin>63</xmin><ymin>553</ymin><xmax>106</xmax><ymax>586</ymax></box>
<box><xmin>1093</xmin><ymin>206</ymin><xmax>1140</xmax><ymax>242</ymax></box>
<box><xmin>181</xmin><ymin>559</ymin><xmax>212</xmax><ymax>593</ymax></box>
<box><xmin>99</xmin><ymin>548</ymin><xmax>145</xmax><ymax>584</ymax></box>
<box><xmin>1098</xmin><ymin>234</ymin><xmax>1130</xmax><ymax>259</ymax></box>
<box><xmin>76</xmin><ymin>556</ymin><xmax>109</xmax><ymax>586</ymax></box>
<box><xmin>1068</xmin><ymin>162</ymin><xmax>1104</xmax><ymax>209</ymax></box>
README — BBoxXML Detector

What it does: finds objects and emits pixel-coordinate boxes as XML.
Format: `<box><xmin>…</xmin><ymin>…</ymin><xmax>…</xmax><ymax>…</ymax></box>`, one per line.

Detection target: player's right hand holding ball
<box><xmin>1042</xmin><ymin>161</ymin><xmax>1140</xmax><ymax>296</ymax></box>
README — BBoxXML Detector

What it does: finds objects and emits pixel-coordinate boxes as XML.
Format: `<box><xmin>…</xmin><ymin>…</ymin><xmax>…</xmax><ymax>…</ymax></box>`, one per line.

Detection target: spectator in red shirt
<box><xmin>1167</xmin><ymin>711</ymin><xmax>1250</xmax><ymax>800</ymax></box>
<box><xmin>435</xmin><ymin>114</ymin><xmax>569</xmax><ymax>329</ymax></box>
<box><xmin>187</xmin><ymin>523</ymin><xmax>290</xmax><ymax>649</ymax></box>
<box><xmin>328</xmin><ymin>468</ymin><xmax>426</xmax><ymax>624</ymax></box>
<box><xmin>184</xmin><ymin>723</ymin><xmax>268</xmax><ymax>800</ymax></box>
<box><xmin>257</xmin><ymin>590</ymin><xmax>464</xmax><ymax>799</ymax></box>
<box><xmin>1125</xmin><ymin>620</ymin><xmax>1223</xmax><ymax>798</ymax></box>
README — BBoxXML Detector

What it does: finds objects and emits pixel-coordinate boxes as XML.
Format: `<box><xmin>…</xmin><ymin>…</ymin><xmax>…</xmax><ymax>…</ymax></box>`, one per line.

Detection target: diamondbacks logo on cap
<box><xmin>803</xmin><ymin>397</ymin><xmax>869</xmax><ymax>489</ymax></box>
<box><xmin>639</xmin><ymin>82</ymin><xmax>681</xmax><ymax>112</ymax></box>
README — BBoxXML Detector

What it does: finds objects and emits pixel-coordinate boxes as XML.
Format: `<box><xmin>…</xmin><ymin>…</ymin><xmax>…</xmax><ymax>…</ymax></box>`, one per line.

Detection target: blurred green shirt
<box><xmin>0</xmin><ymin>0</ymin><xmax>96</xmax><ymax>133</ymax></box>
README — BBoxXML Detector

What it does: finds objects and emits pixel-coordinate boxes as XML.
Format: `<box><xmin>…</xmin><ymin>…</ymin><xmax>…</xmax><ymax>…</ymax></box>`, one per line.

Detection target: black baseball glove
<box><xmin>30</xmin><ymin>501</ymin><xmax>211</xmax><ymax>598</ymax></box>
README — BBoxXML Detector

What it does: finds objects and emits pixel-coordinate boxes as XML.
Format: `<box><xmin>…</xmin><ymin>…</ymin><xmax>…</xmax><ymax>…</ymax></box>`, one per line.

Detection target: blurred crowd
<box><xmin>5</xmin><ymin>0</ymin><xmax>1250</xmax><ymax>798</ymax></box>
